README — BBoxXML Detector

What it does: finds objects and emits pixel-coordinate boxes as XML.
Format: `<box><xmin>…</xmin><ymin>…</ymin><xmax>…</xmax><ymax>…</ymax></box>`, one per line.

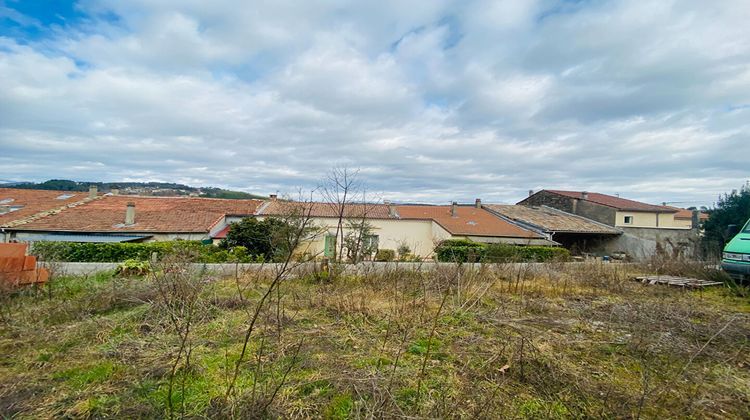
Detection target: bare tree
<box><xmin>344</xmin><ymin>217</ymin><xmax>377</xmax><ymax>263</ymax></box>
<box><xmin>320</xmin><ymin>166</ymin><xmax>361</xmax><ymax>262</ymax></box>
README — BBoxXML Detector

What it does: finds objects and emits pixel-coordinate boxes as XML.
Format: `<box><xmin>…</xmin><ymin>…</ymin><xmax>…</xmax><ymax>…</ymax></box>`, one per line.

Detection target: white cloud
<box><xmin>0</xmin><ymin>0</ymin><xmax>749</xmax><ymax>208</ymax></box>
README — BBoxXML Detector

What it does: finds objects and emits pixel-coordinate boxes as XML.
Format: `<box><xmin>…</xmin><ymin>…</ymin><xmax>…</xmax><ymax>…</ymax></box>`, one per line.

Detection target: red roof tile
<box><xmin>212</xmin><ymin>225</ymin><xmax>231</xmax><ymax>239</ymax></box>
<box><xmin>259</xmin><ymin>200</ymin><xmax>392</xmax><ymax>219</ymax></box>
<box><xmin>397</xmin><ymin>205</ymin><xmax>543</xmax><ymax>238</ymax></box>
<box><xmin>543</xmin><ymin>190</ymin><xmax>677</xmax><ymax>212</ymax></box>
<box><xmin>671</xmin><ymin>207</ymin><xmax>709</xmax><ymax>221</ymax></box>
<box><xmin>12</xmin><ymin>195</ymin><xmax>262</xmax><ymax>233</ymax></box>
<box><xmin>0</xmin><ymin>188</ymin><xmax>95</xmax><ymax>227</ymax></box>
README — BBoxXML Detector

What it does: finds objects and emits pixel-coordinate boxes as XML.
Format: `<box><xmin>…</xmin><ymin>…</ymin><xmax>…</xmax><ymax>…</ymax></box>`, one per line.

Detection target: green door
<box><xmin>324</xmin><ymin>235</ymin><xmax>336</xmax><ymax>258</ymax></box>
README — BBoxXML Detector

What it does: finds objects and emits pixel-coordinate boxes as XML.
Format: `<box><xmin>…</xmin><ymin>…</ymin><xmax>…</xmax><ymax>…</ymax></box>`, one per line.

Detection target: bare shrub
<box><xmin>220</xmin><ymin>194</ymin><xmax>318</xmax><ymax>416</ymax></box>
<box><xmin>150</xmin><ymin>249</ymin><xmax>208</xmax><ymax>419</ymax></box>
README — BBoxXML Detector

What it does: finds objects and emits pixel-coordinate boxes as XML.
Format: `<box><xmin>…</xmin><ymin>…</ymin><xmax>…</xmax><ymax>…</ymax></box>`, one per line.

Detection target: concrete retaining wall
<box><xmin>46</xmin><ymin>260</ymin><xmax>635</xmax><ymax>277</ymax></box>
<box><xmin>596</xmin><ymin>227</ymin><xmax>700</xmax><ymax>260</ymax></box>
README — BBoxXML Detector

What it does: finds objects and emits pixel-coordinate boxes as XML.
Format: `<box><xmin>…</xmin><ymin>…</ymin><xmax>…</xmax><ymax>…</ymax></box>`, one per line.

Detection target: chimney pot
<box><xmin>386</xmin><ymin>201</ymin><xmax>397</xmax><ymax>218</ymax></box>
<box><xmin>89</xmin><ymin>185</ymin><xmax>98</xmax><ymax>199</ymax></box>
<box><xmin>475</xmin><ymin>198</ymin><xmax>482</xmax><ymax>209</ymax></box>
<box><xmin>111</xmin><ymin>188</ymin><xmax>119</xmax><ymax>196</ymax></box>
<box><xmin>269</xmin><ymin>194</ymin><xmax>278</xmax><ymax>201</ymax></box>
<box><xmin>125</xmin><ymin>202</ymin><xmax>136</xmax><ymax>225</ymax></box>
<box><xmin>581</xmin><ymin>191</ymin><xmax>589</xmax><ymax>200</ymax></box>
<box><xmin>451</xmin><ymin>201</ymin><xmax>458</xmax><ymax>217</ymax></box>
<box><xmin>528</xmin><ymin>189</ymin><xmax>534</xmax><ymax>197</ymax></box>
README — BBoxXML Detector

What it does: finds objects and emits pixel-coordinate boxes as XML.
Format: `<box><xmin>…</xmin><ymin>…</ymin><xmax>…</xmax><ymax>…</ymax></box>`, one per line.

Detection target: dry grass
<box><xmin>1</xmin><ymin>262</ymin><xmax>748</xmax><ymax>419</ymax></box>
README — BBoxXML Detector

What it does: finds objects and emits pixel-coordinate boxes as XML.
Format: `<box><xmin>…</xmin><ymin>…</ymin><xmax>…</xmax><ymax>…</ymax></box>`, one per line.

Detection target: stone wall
<box><xmin>575</xmin><ymin>200</ymin><xmax>617</xmax><ymax>226</ymax></box>
<box><xmin>520</xmin><ymin>191</ymin><xmax>575</xmax><ymax>212</ymax></box>
<box><xmin>520</xmin><ymin>191</ymin><xmax>617</xmax><ymax>226</ymax></box>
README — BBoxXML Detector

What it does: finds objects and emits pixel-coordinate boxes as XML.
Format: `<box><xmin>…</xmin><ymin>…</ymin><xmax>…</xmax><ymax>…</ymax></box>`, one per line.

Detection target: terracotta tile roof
<box><xmin>484</xmin><ymin>204</ymin><xmax>621</xmax><ymax>234</ymax></box>
<box><xmin>12</xmin><ymin>195</ymin><xmax>262</xmax><ymax>233</ymax></box>
<box><xmin>0</xmin><ymin>188</ymin><xmax>97</xmax><ymax>228</ymax></box>
<box><xmin>671</xmin><ymin>207</ymin><xmax>709</xmax><ymax>221</ymax></box>
<box><xmin>259</xmin><ymin>200</ymin><xmax>392</xmax><ymax>219</ymax></box>
<box><xmin>212</xmin><ymin>225</ymin><xmax>231</xmax><ymax>239</ymax></box>
<box><xmin>396</xmin><ymin>205</ymin><xmax>543</xmax><ymax>238</ymax></box>
<box><xmin>542</xmin><ymin>190</ymin><xmax>677</xmax><ymax>212</ymax></box>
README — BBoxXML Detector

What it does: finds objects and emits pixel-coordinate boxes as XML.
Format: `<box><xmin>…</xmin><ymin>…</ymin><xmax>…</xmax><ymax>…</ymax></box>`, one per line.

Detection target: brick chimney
<box><xmin>475</xmin><ymin>198</ymin><xmax>482</xmax><ymax>209</ymax></box>
<box><xmin>88</xmin><ymin>185</ymin><xmax>98</xmax><ymax>199</ymax></box>
<box><xmin>125</xmin><ymin>202</ymin><xmax>136</xmax><ymax>225</ymax></box>
<box><xmin>451</xmin><ymin>201</ymin><xmax>458</xmax><ymax>217</ymax></box>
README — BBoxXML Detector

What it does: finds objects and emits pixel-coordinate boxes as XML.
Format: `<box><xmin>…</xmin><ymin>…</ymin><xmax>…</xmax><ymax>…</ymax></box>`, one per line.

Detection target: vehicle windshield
<box><xmin>743</xmin><ymin>219</ymin><xmax>750</xmax><ymax>233</ymax></box>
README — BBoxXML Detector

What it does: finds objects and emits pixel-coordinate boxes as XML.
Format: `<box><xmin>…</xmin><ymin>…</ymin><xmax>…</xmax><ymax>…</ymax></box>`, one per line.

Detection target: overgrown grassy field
<box><xmin>1</xmin><ymin>262</ymin><xmax>748</xmax><ymax>418</ymax></box>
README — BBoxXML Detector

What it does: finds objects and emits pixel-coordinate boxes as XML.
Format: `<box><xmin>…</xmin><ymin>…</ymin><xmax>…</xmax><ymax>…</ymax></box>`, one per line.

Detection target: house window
<box><xmin>623</xmin><ymin>216</ymin><xmax>633</xmax><ymax>224</ymax></box>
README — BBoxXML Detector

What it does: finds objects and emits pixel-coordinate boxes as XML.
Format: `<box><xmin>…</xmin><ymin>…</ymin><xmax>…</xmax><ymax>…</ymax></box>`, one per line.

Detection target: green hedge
<box><xmin>435</xmin><ymin>240</ymin><xmax>570</xmax><ymax>263</ymax></box>
<box><xmin>435</xmin><ymin>239</ymin><xmax>487</xmax><ymax>263</ymax></box>
<box><xmin>30</xmin><ymin>241</ymin><xmax>258</xmax><ymax>263</ymax></box>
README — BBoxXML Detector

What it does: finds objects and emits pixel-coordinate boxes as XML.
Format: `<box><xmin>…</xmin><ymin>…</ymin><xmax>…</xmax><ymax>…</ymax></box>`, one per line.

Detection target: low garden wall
<box><xmin>47</xmin><ymin>260</ymin><xmax>633</xmax><ymax>277</ymax></box>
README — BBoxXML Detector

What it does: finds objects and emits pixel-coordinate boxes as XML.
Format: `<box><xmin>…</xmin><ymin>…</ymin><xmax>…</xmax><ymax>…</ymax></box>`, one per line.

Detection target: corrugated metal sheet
<box><xmin>19</xmin><ymin>233</ymin><xmax>152</xmax><ymax>243</ymax></box>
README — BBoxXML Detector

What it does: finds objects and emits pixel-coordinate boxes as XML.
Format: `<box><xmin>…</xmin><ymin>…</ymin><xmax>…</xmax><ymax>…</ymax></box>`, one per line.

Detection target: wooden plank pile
<box><xmin>0</xmin><ymin>243</ymin><xmax>49</xmax><ymax>288</ymax></box>
<box><xmin>634</xmin><ymin>275</ymin><xmax>723</xmax><ymax>288</ymax></box>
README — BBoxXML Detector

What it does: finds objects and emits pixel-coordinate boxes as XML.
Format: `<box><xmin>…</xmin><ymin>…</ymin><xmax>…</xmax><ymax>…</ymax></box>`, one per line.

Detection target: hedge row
<box><xmin>30</xmin><ymin>241</ymin><xmax>258</xmax><ymax>263</ymax></box>
<box><xmin>435</xmin><ymin>239</ymin><xmax>570</xmax><ymax>263</ymax></box>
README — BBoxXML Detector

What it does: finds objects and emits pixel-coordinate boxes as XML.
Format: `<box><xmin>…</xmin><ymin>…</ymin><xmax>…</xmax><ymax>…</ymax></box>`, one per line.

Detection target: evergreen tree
<box><xmin>220</xmin><ymin>217</ymin><xmax>293</xmax><ymax>261</ymax></box>
<box><xmin>703</xmin><ymin>183</ymin><xmax>750</xmax><ymax>254</ymax></box>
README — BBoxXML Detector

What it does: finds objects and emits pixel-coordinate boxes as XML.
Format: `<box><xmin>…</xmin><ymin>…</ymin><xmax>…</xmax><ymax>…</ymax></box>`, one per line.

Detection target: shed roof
<box><xmin>396</xmin><ymin>205</ymin><xmax>543</xmax><ymax>239</ymax></box>
<box><xmin>484</xmin><ymin>204</ymin><xmax>621</xmax><ymax>234</ymax></box>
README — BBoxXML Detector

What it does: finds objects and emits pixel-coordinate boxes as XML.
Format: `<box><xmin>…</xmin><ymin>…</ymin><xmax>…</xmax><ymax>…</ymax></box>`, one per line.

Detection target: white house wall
<box><xmin>295</xmin><ymin>217</ymin><xmax>438</xmax><ymax>258</ymax></box>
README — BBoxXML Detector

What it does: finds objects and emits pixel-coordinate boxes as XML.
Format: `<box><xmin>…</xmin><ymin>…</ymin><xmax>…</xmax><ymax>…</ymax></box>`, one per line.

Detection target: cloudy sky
<box><xmin>1</xmin><ymin>0</ymin><xmax>748</xmax><ymax>206</ymax></box>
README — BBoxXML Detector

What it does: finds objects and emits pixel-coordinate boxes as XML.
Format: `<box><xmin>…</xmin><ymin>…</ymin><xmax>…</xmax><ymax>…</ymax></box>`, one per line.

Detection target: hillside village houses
<box><xmin>0</xmin><ymin>186</ymin><xmax>706</xmax><ymax>260</ymax></box>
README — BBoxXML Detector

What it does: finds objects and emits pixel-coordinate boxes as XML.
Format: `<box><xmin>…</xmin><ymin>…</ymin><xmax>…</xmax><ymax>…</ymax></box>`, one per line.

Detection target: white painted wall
<box><xmin>11</xmin><ymin>231</ymin><xmax>208</xmax><ymax>243</ymax></box>
<box><xmin>286</xmin><ymin>217</ymin><xmax>438</xmax><ymax>258</ymax></box>
<box><xmin>615</xmin><ymin>211</ymin><xmax>686</xmax><ymax>229</ymax></box>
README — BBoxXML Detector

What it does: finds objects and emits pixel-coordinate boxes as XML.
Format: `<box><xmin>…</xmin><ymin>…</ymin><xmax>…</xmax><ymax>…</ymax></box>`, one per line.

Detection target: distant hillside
<box><xmin>1</xmin><ymin>179</ymin><xmax>264</xmax><ymax>200</ymax></box>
